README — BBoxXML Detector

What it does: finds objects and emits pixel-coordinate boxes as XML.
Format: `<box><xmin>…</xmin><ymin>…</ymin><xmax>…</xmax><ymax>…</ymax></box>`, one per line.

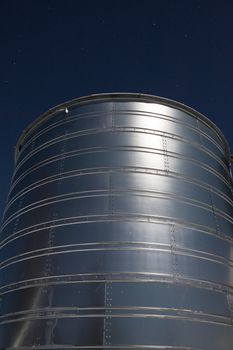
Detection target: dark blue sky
<box><xmin>0</xmin><ymin>0</ymin><xmax>233</xmax><ymax>217</ymax></box>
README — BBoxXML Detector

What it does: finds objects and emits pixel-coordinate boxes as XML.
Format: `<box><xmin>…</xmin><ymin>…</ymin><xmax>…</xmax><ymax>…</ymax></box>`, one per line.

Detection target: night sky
<box><xmin>0</xmin><ymin>0</ymin><xmax>233</xmax><ymax>217</ymax></box>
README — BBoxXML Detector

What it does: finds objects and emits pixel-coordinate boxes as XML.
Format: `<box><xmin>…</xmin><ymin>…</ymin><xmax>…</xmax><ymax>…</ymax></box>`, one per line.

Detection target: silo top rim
<box><xmin>15</xmin><ymin>92</ymin><xmax>230</xmax><ymax>162</ymax></box>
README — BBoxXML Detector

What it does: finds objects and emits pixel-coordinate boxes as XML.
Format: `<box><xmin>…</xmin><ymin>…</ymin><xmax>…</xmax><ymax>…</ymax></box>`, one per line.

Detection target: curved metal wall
<box><xmin>1</xmin><ymin>93</ymin><xmax>233</xmax><ymax>349</ymax></box>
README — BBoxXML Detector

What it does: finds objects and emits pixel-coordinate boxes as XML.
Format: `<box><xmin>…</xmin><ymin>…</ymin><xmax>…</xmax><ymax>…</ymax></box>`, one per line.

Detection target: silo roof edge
<box><xmin>15</xmin><ymin>92</ymin><xmax>231</xmax><ymax>163</ymax></box>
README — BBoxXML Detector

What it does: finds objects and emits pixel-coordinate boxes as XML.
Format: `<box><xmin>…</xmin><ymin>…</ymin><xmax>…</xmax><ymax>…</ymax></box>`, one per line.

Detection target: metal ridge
<box><xmin>15</xmin><ymin>92</ymin><xmax>231</xmax><ymax>163</ymax></box>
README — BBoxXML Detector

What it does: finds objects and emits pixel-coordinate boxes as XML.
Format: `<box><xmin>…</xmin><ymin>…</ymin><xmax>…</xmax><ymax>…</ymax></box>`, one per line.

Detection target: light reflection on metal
<box><xmin>0</xmin><ymin>93</ymin><xmax>233</xmax><ymax>349</ymax></box>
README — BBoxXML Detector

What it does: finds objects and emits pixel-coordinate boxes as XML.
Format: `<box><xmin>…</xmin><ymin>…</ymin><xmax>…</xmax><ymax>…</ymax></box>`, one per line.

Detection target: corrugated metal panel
<box><xmin>1</xmin><ymin>93</ymin><xmax>233</xmax><ymax>349</ymax></box>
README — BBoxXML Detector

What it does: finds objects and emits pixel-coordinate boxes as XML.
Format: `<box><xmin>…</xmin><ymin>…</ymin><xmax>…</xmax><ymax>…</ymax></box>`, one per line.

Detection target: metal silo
<box><xmin>0</xmin><ymin>93</ymin><xmax>233</xmax><ymax>349</ymax></box>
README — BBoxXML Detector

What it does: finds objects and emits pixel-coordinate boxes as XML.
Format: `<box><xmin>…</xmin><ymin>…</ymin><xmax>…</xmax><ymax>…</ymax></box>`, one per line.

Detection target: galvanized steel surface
<box><xmin>0</xmin><ymin>93</ymin><xmax>233</xmax><ymax>349</ymax></box>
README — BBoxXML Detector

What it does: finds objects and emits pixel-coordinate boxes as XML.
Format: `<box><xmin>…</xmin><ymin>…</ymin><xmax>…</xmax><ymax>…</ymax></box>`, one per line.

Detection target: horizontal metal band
<box><xmin>0</xmin><ymin>272</ymin><xmax>232</xmax><ymax>295</ymax></box>
<box><xmin>16</xmin><ymin>116</ymin><xmax>227</xmax><ymax>169</ymax></box>
<box><xmin>1</xmin><ymin>215</ymin><xmax>233</xmax><ymax>250</ymax></box>
<box><xmin>1</xmin><ymin>244</ymin><xmax>233</xmax><ymax>274</ymax></box>
<box><xmin>2</xmin><ymin>190</ymin><xmax>232</xmax><ymax>234</ymax></box>
<box><xmin>1</xmin><ymin>307</ymin><xmax>231</xmax><ymax>327</ymax></box>
<box><xmin>5</xmin><ymin>168</ymin><xmax>232</xmax><ymax>215</ymax></box>
<box><xmin>15</xmin><ymin>93</ymin><xmax>230</xmax><ymax>162</ymax></box>
<box><xmin>9</xmin><ymin>148</ymin><xmax>232</xmax><ymax>199</ymax></box>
